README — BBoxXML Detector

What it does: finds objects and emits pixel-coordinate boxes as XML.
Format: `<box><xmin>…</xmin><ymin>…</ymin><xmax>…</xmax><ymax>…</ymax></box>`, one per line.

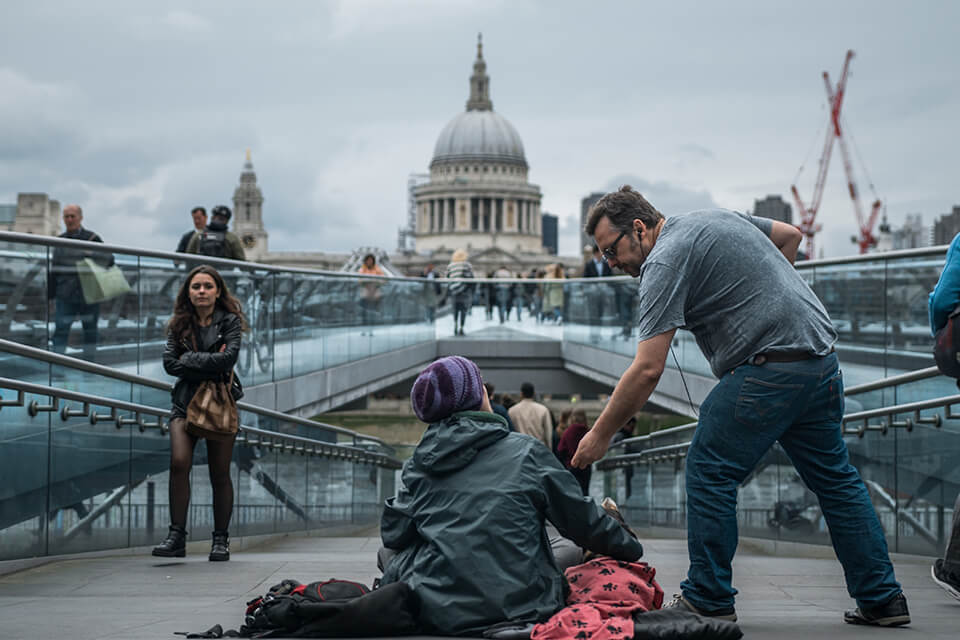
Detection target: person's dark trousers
<box><xmin>52</xmin><ymin>299</ymin><xmax>100</xmax><ymax>361</ymax></box>
<box><xmin>453</xmin><ymin>298</ymin><xmax>468</xmax><ymax>333</ymax></box>
<box><xmin>680</xmin><ymin>353</ymin><xmax>901</xmax><ymax>613</ymax></box>
<box><xmin>945</xmin><ymin>492</ymin><xmax>960</xmax><ymax>571</ymax></box>
<box><xmin>496</xmin><ymin>289</ymin><xmax>509</xmax><ymax>323</ymax></box>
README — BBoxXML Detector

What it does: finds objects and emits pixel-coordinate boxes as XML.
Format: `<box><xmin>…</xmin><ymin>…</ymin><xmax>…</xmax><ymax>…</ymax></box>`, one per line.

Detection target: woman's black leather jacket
<box><xmin>163</xmin><ymin>309</ymin><xmax>244</xmax><ymax>417</ymax></box>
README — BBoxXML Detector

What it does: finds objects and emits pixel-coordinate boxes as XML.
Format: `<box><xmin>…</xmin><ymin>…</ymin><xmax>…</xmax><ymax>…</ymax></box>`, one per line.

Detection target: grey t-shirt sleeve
<box><xmin>736</xmin><ymin>211</ymin><xmax>772</xmax><ymax>236</ymax></box>
<box><xmin>634</xmin><ymin>263</ymin><xmax>687</xmax><ymax>342</ymax></box>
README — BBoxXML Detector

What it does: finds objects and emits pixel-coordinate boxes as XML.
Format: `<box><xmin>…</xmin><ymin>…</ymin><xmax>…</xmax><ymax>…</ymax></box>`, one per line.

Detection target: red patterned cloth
<box><xmin>531</xmin><ymin>557</ymin><xmax>663</xmax><ymax>640</ymax></box>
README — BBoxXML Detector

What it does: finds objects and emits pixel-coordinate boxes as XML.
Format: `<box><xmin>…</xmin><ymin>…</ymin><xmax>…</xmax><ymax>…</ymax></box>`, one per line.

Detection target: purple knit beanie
<box><xmin>410</xmin><ymin>356</ymin><xmax>484</xmax><ymax>423</ymax></box>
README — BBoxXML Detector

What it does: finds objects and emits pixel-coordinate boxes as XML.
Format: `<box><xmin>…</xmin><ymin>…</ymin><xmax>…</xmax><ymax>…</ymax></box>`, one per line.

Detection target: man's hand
<box><xmin>571</xmin><ymin>428</ymin><xmax>610</xmax><ymax>469</ymax></box>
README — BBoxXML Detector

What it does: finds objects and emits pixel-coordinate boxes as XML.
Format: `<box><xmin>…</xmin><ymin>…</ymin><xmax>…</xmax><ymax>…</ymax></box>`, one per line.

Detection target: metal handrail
<box><xmin>796</xmin><ymin>244</ymin><xmax>948</xmax><ymax>268</ymax></box>
<box><xmin>609</xmin><ymin>365</ymin><xmax>951</xmax><ymax>454</ymax></box>
<box><xmin>0</xmin><ymin>231</ymin><xmax>407</xmax><ymax>282</ymax></box>
<box><xmin>0</xmin><ymin>337</ymin><xmax>387</xmax><ymax>446</ymax></box>
<box><xmin>0</xmin><ymin>377</ymin><xmax>401</xmax><ymax>469</ymax></box>
<box><xmin>598</xmin><ymin>392</ymin><xmax>955</xmax><ymax>470</ymax></box>
<box><xmin>844</xmin><ymin>366</ymin><xmax>941</xmax><ymax>395</ymax></box>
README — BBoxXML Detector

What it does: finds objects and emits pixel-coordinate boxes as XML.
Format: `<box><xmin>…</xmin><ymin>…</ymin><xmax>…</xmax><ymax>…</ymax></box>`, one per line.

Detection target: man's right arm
<box><xmin>571</xmin><ymin>329</ymin><xmax>674</xmax><ymax>468</ymax></box>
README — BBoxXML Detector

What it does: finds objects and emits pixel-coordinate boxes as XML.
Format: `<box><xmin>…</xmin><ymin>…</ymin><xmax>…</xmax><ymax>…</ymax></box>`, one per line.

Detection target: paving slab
<box><xmin>0</xmin><ymin>534</ymin><xmax>955</xmax><ymax>639</ymax></box>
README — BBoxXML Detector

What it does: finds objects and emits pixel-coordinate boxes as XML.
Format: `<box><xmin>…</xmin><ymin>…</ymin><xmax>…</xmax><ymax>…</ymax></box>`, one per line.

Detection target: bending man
<box><xmin>571</xmin><ymin>186</ymin><xmax>908</xmax><ymax>627</ymax></box>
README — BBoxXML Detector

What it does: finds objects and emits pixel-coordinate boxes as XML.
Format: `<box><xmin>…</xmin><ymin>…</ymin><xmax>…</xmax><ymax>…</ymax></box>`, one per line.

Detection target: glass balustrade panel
<box><xmin>128</xmin><ymin>420</ymin><xmax>173</xmax><ymax>549</ymax></box>
<box><xmin>274</xmin><ymin>447</ymin><xmax>309</xmax><ymax>534</ymax></box>
<box><xmin>0</xmin><ymin>392</ymin><xmax>51</xmax><ymax>560</ymax></box>
<box><xmin>893</xmin><ymin>405</ymin><xmax>959</xmax><ymax>556</ymax></box>
<box><xmin>46</xmin><ymin>403</ymin><xmax>132</xmax><ymax>555</ymax></box>
<box><xmin>234</xmin><ymin>442</ymin><xmax>278</xmax><ymax>537</ymax></box>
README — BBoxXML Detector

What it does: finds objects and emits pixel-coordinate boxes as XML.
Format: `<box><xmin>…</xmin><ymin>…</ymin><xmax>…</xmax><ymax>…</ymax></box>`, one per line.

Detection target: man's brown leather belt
<box><xmin>750</xmin><ymin>347</ymin><xmax>834</xmax><ymax>366</ymax></box>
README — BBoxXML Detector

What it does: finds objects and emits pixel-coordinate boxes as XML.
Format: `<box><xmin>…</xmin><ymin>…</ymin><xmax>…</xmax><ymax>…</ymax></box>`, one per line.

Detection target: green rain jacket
<box><xmin>380</xmin><ymin>411</ymin><xmax>644</xmax><ymax>636</ymax></box>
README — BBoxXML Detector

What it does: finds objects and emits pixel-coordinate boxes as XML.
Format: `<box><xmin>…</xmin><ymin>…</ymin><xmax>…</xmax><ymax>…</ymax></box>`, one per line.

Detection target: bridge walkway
<box><xmin>0</xmin><ymin>531</ymin><xmax>954</xmax><ymax>639</ymax></box>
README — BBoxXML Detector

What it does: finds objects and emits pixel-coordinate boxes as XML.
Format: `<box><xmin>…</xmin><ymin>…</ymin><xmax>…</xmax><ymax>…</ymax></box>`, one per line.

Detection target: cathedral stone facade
<box><xmin>413</xmin><ymin>36</ymin><xmax>544</xmax><ymax>259</ymax></box>
<box><xmin>250</xmin><ymin>36</ymin><xmax>580</xmax><ymax>277</ymax></box>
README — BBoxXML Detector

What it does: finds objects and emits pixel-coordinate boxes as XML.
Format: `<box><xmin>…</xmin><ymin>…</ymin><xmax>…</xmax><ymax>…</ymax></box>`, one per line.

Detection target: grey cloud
<box><xmin>1</xmin><ymin>1</ymin><xmax>958</xmax><ymax>260</ymax></box>
<box><xmin>677</xmin><ymin>144</ymin><xmax>715</xmax><ymax>161</ymax></box>
<box><xmin>603</xmin><ymin>176</ymin><xmax>718</xmax><ymax>217</ymax></box>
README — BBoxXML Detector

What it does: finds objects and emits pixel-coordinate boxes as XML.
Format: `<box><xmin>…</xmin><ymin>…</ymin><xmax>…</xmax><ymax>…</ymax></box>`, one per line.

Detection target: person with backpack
<box><xmin>445</xmin><ymin>248</ymin><xmax>474</xmax><ymax>336</ymax></box>
<box><xmin>48</xmin><ymin>204</ymin><xmax>115</xmax><ymax>361</ymax></box>
<box><xmin>185</xmin><ymin>205</ymin><xmax>245</xmax><ymax>261</ymax></box>
<box><xmin>152</xmin><ymin>265</ymin><xmax>247</xmax><ymax>561</ymax></box>
<box><xmin>928</xmin><ymin>233</ymin><xmax>960</xmax><ymax>602</ymax></box>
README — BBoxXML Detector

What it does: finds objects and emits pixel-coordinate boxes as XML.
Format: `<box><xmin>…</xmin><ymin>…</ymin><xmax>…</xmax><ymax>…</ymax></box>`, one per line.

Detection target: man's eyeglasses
<box><xmin>600</xmin><ymin>230</ymin><xmax>627</xmax><ymax>263</ymax></box>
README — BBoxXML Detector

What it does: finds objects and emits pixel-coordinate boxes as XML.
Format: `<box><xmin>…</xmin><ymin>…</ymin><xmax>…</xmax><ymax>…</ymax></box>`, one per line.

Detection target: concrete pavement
<box><xmin>0</xmin><ymin>532</ymin><xmax>956</xmax><ymax>639</ymax></box>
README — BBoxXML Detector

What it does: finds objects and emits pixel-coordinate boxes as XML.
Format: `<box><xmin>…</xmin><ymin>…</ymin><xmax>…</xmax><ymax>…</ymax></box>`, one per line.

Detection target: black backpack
<box><xmin>934</xmin><ymin>307</ymin><xmax>960</xmax><ymax>378</ymax></box>
<box><xmin>239</xmin><ymin>578</ymin><xmax>418</xmax><ymax>638</ymax></box>
<box><xmin>197</xmin><ymin>229</ymin><xmax>227</xmax><ymax>258</ymax></box>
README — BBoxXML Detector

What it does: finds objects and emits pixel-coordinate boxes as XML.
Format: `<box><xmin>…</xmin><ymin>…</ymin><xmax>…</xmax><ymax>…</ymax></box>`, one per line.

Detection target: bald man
<box><xmin>48</xmin><ymin>204</ymin><xmax>114</xmax><ymax>361</ymax></box>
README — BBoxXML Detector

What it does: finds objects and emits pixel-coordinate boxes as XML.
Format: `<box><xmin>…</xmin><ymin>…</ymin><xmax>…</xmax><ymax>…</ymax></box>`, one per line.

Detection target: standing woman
<box><xmin>153</xmin><ymin>265</ymin><xmax>247</xmax><ymax>561</ymax></box>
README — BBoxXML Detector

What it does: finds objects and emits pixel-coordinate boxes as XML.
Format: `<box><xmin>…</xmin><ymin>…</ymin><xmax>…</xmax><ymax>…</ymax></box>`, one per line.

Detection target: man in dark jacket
<box><xmin>483</xmin><ymin>381</ymin><xmax>514</xmax><ymax>431</ymax></box>
<box><xmin>583</xmin><ymin>245</ymin><xmax>614</xmax><ymax>342</ymax></box>
<box><xmin>380</xmin><ymin>356</ymin><xmax>643</xmax><ymax>636</ymax></box>
<box><xmin>176</xmin><ymin>206</ymin><xmax>207</xmax><ymax>253</ymax></box>
<box><xmin>48</xmin><ymin>204</ymin><xmax>114</xmax><ymax>360</ymax></box>
<box><xmin>185</xmin><ymin>205</ymin><xmax>245</xmax><ymax>261</ymax></box>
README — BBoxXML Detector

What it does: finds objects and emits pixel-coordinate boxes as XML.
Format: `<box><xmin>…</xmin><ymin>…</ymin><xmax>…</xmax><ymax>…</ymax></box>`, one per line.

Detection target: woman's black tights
<box><xmin>168</xmin><ymin>418</ymin><xmax>235</xmax><ymax>531</ymax></box>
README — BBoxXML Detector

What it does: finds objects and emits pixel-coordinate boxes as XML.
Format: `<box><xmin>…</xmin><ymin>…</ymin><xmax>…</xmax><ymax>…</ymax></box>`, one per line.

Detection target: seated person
<box><xmin>379</xmin><ymin>356</ymin><xmax>644</xmax><ymax>636</ymax></box>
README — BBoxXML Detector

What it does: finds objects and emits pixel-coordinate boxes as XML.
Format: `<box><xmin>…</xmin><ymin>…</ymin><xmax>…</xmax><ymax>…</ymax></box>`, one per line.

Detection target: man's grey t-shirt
<box><xmin>634</xmin><ymin>209</ymin><xmax>836</xmax><ymax>378</ymax></box>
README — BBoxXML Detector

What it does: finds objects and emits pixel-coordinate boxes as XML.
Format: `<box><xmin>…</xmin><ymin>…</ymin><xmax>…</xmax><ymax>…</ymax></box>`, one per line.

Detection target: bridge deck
<box><xmin>1</xmin><ymin>532</ymin><xmax>954</xmax><ymax>639</ymax></box>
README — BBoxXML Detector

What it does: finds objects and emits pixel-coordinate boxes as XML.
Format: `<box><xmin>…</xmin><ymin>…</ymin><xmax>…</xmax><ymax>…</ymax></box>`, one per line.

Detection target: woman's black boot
<box><xmin>209</xmin><ymin>530</ymin><xmax>230</xmax><ymax>561</ymax></box>
<box><xmin>151</xmin><ymin>524</ymin><xmax>187</xmax><ymax>557</ymax></box>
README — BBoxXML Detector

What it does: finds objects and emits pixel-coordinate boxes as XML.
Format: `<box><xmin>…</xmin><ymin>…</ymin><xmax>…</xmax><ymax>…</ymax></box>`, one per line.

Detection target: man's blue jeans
<box><xmin>681</xmin><ymin>353</ymin><xmax>901</xmax><ymax>611</ymax></box>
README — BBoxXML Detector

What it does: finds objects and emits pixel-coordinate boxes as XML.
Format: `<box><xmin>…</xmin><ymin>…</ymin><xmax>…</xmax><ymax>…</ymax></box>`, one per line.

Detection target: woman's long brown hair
<box><xmin>167</xmin><ymin>265</ymin><xmax>249</xmax><ymax>340</ymax></box>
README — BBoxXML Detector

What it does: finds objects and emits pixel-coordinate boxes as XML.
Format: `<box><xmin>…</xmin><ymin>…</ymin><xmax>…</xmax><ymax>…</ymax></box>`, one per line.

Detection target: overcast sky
<box><xmin>2</xmin><ymin>1</ymin><xmax>958</xmax><ymax>259</ymax></box>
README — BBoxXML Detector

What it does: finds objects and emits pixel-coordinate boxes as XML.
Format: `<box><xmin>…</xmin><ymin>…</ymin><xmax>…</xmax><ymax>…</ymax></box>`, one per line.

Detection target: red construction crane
<box><xmin>791</xmin><ymin>50</ymin><xmax>883</xmax><ymax>256</ymax></box>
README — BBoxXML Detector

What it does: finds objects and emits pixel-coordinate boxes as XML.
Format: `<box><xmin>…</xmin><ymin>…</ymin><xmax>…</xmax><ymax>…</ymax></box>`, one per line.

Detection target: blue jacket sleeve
<box><xmin>929</xmin><ymin>233</ymin><xmax>960</xmax><ymax>335</ymax></box>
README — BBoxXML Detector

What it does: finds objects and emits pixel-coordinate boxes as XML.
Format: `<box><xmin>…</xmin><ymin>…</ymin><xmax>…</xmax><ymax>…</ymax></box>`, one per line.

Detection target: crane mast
<box><xmin>791</xmin><ymin>50</ymin><xmax>881</xmax><ymax>256</ymax></box>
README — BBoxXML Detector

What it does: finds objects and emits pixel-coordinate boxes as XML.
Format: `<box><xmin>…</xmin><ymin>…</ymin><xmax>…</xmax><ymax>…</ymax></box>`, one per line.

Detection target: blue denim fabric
<box><xmin>680</xmin><ymin>353</ymin><xmax>901</xmax><ymax>611</ymax></box>
<box><xmin>52</xmin><ymin>298</ymin><xmax>100</xmax><ymax>360</ymax></box>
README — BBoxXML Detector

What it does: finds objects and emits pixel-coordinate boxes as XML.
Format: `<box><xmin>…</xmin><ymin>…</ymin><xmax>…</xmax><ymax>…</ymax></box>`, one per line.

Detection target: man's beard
<box><xmin>621</xmin><ymin>263</ymin><xmax>643</xmax><ymax>278</ymax></box>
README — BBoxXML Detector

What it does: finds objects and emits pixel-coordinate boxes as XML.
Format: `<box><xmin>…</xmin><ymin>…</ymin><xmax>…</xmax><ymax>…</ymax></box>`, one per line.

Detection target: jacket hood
<box><xmin>413</xmin><ymin>411</ymin><xmax>509</xmax><ymax>475</ymax></box>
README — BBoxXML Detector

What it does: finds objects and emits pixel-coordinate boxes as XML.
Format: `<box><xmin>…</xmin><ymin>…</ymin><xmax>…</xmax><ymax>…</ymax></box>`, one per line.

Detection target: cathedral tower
<box><xmin>232</xmin><ymin>149</ymin><xmax>268</xmax><ymax>261</ymax></box>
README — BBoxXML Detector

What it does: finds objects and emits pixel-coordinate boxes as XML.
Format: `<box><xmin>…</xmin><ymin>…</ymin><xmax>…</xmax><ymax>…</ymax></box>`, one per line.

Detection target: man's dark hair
<box><xmin>521</xmin><ymin>382</ymin><xmax>535</xmax><ymax>398</ymax></box>
<box><xmin>484</xmin><ymin>382</ymin><xmax>495</xmax><ymax>396</ymax></box>
<box><xmin>191</xmin><ymin>206</ymin><xmax>207</xmax><ymax>216</ymax></box>
<box><xmin>584</xmin><ymin>185</ymin><xmax>663</xmax><ymax>236</ymax></box>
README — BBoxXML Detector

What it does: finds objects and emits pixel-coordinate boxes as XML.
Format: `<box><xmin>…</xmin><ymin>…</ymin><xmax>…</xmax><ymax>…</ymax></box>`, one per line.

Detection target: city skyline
<box><xmin>1</xmin><ymin>1</ymin><xmax>958</xmax><ymax>259</ymax></box>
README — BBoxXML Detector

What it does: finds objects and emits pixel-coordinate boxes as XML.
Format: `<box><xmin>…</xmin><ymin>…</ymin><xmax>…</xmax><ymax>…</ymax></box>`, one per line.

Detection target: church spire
<box><xmin>466</xmin><ymin>33</ymin><xmax>493</xmax><ymax>112</ymax></box>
